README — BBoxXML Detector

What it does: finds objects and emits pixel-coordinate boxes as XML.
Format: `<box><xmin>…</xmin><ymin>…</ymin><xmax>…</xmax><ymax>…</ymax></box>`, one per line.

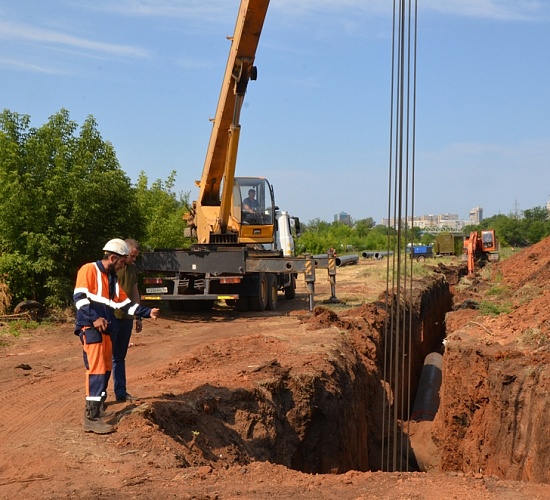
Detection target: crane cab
<box><xmin>234</xmin><ymin>176</ymin><xmax>275</xmax><ymax>244</ymax></box>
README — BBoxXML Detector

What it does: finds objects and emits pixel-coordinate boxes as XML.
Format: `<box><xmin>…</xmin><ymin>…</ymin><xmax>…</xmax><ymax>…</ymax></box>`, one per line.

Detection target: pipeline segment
<box><xmin>410</xmin><ymin>352</ymin><xmax>443</xmax><ymax>422</ymax></box>
<box><xmin>335</xmin><ymin>254</ymin><xmax>359</xmax><ymax>267</ymax></box>
<box><xmin>361</xmin><ymin>250</ymin><xmax>394</xmax><ymax>259</ymax></box>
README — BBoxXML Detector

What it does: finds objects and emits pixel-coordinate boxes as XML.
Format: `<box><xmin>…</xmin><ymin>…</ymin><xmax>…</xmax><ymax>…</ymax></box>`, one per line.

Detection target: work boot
<box><xmin>83</xmin><ymin>400</ymin><xmax>115</xmax><ymax>434</ymax></box>
<box><xmin>116</xmin><ymin>392</ymin><xmax>140</xmax><ymax>403</ymax></box>
<box><xmin>100</xmin><ymin>402</ymin><xmax>115</xmax><ymax>419</ymax></box>
<box><xmin>99</xmin><ymin>392</ymin><xmax>114</xmax><ymax>418</ymax></box>
<box><xmin>84</xmin><ymin>404</ymin><xmax>114</xmax><ymax>419</ymax></box>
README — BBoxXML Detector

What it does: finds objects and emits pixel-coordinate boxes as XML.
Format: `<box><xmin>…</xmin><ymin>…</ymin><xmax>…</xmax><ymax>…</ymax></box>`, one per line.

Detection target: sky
<box><xmin>1</xmin><ymin>0</ymin><xmax>549</xmax><ymax>225</ymax></box>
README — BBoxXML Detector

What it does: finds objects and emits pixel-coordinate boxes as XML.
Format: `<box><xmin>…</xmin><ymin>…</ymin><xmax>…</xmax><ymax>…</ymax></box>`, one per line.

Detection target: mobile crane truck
<box><xmin>138</xmin><ymin>0</ymin><xmax>336</xmax><ymax>312</ymax></box>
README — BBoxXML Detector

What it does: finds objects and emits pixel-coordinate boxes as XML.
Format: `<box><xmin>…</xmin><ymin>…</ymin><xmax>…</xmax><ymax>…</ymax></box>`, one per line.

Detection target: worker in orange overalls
<box><xmin>73</xmin><ymin>239</ymin><xmax>159</xmax><ymax>434</ymax></box>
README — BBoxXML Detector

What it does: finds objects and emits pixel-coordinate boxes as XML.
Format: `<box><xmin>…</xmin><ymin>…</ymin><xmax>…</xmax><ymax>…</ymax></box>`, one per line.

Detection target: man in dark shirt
<box><xmin>242</xmin><ymin>189</ymin><xmax>260</xmax><ymax>213</ymax></box>
<box><xmin>112</xmin><ymin>239</ymin><xmax>142</xmax><ymax>403</ymax></box>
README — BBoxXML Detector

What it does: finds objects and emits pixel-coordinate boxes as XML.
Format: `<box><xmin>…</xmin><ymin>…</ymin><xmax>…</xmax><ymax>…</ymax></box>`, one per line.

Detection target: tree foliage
<box><xmin>1</xmin><ymin>108</ymin><xmax>549</xmax><ymax>309</ymax></box>
<box><xmin>475</xmin><ymin>207</ymin><xmax>550</xmax><ymax>248</ymax></box>
<box><xmin>297</xmin><ymin>219</ymin><xmax>396</xmax><ymax>255</ymax></box>
<box><xmin>134</xmin><ymin>170</ymin><xmax>191</xmax><ymax>250</ymax></box>
<box><xmin>298</xmin><ymin>207</ymin><xmax>550</xmax><ymax>257</ymax></box>
<box><xmin>0</xmin><ymin>109</ymin><xmax>143</xmax><ymax>307</ymax></box>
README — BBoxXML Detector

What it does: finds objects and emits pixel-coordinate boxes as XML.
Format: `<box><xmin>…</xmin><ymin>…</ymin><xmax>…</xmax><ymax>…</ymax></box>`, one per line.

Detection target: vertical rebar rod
<box><xmin>382</xmin><ymin>0</ymin><xmax>418</xmax><ymax>473</ymax></box>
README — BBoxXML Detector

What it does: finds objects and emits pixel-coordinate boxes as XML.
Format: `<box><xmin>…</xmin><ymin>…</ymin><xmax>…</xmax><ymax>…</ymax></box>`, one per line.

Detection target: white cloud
<box><xmin>77</xmin><ymin>0</ymin><xmax>233</xmax><ymax>22</ymax></box>
<box><xmin>272</xmin><ymin>0</ymin><xmax>548</xmax><ymax>22</ymax></box>
<box><xmin>422</xmin><ymin>0</ymin><xmax>548</xmax><ymax>21</ymax></box>
<box><xmin>424</xmin><ymin>138</ymin><xmax>550</xmax><ymax>161</ymax></box>
<box><xmin>0</xmin><ymin>56</ymin><xmax>70</xmax><ymax>75</ymax></box>
<box><xmin>0</xmin><ymin>19</ymin><xmax>150</xmax><ymax>59</ymax></box>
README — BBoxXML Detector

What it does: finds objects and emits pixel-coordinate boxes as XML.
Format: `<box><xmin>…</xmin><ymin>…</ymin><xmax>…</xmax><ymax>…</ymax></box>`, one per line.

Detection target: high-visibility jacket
<box><xmin>73</xmin><ymin>260</ymin><xmax>152</xmax><ymax>335</ymax></box>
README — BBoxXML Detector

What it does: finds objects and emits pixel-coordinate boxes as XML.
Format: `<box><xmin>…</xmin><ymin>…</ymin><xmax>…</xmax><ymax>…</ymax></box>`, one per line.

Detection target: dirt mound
<box><xmin>494</xmin><ymin>236</ymin><xmax>550</xmax><ymax>289</ymax></box>
<box><xmin>1</xmin><ymin>253</ymin><xmax>550</xmax><ymax>498</ymax></box>
<box><xmin>447</xmin><ymin>237</ymin><xmax>550</xmax><ymax>348</ymax></box>
<box><xmin>433</xmin><ymin>236</ymin><xmax>550</xmax><ymax>484</ymax></box>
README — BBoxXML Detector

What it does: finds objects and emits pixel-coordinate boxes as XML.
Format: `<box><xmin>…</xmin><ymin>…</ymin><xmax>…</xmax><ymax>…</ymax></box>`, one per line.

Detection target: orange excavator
<box><xmin>463</xmin><ymin>229</ymin><xmax>500</xmax><ymax>274</ymax></box>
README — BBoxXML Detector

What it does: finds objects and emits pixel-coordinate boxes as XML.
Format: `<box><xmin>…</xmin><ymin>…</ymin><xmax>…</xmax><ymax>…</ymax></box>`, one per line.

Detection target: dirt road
<box><xmin>1</xmin><ymin>257</ymin><xmax>549</xmax><ymax>499</ymax></box>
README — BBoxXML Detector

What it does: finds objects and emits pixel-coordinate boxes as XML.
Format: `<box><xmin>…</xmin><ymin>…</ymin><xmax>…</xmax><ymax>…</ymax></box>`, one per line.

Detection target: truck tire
<box><xmin>14</xmin><ymin>300</ymin><xmax>44</xmax><ymax>316</ymax></box>
<box><xmin>249</xmin><ymin>272</ymin><xmax>268</xmax><ymax>311</ymax></box>
<box><xmin>284</xmin><ymin>274</ymin><xmax>296</xmax><ymax>300</ymax></box>
<box><xmin>266</xmin><ymin>274</ymin><xmax>278</xmax><ymax>311</ymax></box>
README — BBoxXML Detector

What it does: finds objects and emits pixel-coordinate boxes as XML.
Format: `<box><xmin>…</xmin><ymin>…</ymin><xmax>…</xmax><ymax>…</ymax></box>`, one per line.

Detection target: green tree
<box><xmin>354</xmin><ymin>218</ymin><xmax>376</xmax><ymax>238</ymax></box>
<box><xmin>302</xmin><ymin>218</ymin><xmax>331</xmax><ymax>234</ymax></box>
<box><xmin>522</xmin><ymin>206</ymin><xmax>550</xmax><ymax>244</ymax></box>
<box><xmin>0</xmin><ymin>109</ymin><xmax>142</xmax><ymax>307</ymax></box>
<box><xmin>479</xmin><ymin>214</ymin><xmax>524</xmax><ymax>247</ymax></box>
<box><xmin>134</xmin><ymin>171</ymin><xmax>191</xmax><ymax>250</ymax></box>
<box><xmin>296</xmin><ymin>218</ymin><xmax>396</xmax><ymax>255</ymax></box>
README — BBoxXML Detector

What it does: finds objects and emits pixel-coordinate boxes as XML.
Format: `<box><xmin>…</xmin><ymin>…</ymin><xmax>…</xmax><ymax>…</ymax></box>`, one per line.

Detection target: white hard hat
<box><xmin>103</xmin><ymin>238</ymin><xmax>129</xmax><ymax>256</ymax></box>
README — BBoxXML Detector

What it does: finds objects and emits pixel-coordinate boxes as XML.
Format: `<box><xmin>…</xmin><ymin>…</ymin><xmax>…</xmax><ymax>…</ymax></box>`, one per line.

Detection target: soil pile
<box><xmin>433</xmin><ymin>237</ymin><xmax>550</xmax><ymax>483</ymax></box>
<box><xmin>1</xmin><ymin>244</ymin><xmax>550</xmax><ymax>498</ymax></box>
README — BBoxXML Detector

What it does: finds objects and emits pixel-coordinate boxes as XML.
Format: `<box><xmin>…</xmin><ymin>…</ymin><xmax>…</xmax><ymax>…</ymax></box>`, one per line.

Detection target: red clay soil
<box><xmin>1</xmin><ymin>245</ymin><xmax>550</xmax><ymax>499</ymax></box>
<box><xmin>430</xmin><ymin>237</ymin><xmax>550</xmax><ymax>484</ymax></box>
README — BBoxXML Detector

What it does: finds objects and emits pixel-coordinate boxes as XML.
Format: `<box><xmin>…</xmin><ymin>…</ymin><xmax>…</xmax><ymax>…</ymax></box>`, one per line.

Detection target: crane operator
<box><xmin>242</xmin><ymin>189</ymin><xmax>260</xmax><ymax>214</ymax></box>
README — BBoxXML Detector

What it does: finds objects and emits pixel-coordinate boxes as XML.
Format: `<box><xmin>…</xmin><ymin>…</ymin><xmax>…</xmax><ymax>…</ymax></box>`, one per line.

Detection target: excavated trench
<box><xmin>136</xmin><ymin>265</ymin><xmax>549</xmax><ymax>483</ymax></box>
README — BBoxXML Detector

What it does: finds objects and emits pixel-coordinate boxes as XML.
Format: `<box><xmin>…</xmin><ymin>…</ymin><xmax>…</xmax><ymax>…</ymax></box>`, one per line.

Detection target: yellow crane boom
<box><xmin>191</xmin><ymin>0</ymin><xmax>270</xmax><ymax>244</ymax></box>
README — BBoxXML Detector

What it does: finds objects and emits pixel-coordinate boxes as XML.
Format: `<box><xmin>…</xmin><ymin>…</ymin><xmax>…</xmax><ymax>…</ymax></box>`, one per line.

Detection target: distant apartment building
<box><xmin>469</xmin><ymin>206</ymin><xmax>483</xmax><ymax>224</ymax></box>
<box><xmin>381</xmin><ymin>212</ymin><xmax>465</xmax><ymax>232</ymax></box>
<box><xmin>334</xmin><ymin>211</ymin><xmax>352</xmax><ymax>226</ymax></box>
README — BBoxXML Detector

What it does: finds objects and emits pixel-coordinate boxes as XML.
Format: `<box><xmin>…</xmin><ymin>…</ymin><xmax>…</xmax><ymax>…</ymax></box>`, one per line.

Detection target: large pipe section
<box><xmin>313</xmin><ymin>253</ymin><xmax>358</xmax><ymax>268</ymax></box>
<box><xmin>410</xmin><ymin>352</ymin><xmax>443</xmax><ymax>422</ymax></box>
<box><xmin>361</xmin><ymin>250</ymin><xmax>394</xmax><ymax>259</ymax></box>
<box><xmin>335</xmin><ymin>254</ymin><xmax>359</xmax><ymax>267</ymax></box>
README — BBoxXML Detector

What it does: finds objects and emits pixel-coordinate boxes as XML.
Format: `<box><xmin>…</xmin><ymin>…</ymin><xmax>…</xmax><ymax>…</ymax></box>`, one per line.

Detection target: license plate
<box><xmin>145</xmin><ymin>287</ymin><xmax>168</xmax><ymax>294</ymax></box>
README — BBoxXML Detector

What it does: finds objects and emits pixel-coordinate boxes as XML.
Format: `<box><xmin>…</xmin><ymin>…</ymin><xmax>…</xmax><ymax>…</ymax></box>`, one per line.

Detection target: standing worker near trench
<box><xmin>73</xmin><ymin>239</ymin><xmax>159</xmax><ymax>434</ymax></box>
<box><xmin>112</xmin><ymin>238</ymin><xmax>143</xmax><ymax>403</ymax></box>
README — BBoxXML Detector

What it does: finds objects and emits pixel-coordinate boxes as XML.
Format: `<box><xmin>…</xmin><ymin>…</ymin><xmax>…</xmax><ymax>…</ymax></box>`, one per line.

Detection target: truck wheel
<box><xmin>249</xmin><ymin>272</ymin><xmax>268</xmax><ymax>311</ymax></box>
<box><xmin>416</xmin><ymin>255</ymin><xmax>426</xmax><ymax>262</ymax></box>
<box><xmin>14</xmin><ymin>300</ymin><xmax>44</xmax><ymax>316</ymax></box>
<box><xmin>266</xmin><ymin>274</ymin><xmax>278</xmax><ymax>311</ymax></box>
<box><xmin>284</xmin><ymin>274</ymin><xmax>296</xmax><ymax>300</ymax></box>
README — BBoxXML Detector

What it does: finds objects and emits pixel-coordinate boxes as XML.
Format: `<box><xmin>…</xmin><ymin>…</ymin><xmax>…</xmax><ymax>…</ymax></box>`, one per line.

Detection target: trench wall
<box><xmin>432</xmin><ymin>334</ymin><xmax>550</xmax><ymax>483</ymax></box>
<box><xmin>148</xmin><ymin>274</ymin><xmax>452</xmax><ymax>474</ymax></box>
<box><xmin>147</xmin><ymin>269</ymin><xmax>549</xmax><ymax>482</ymax></box>
<box><xmin>246</xmin><ymin>274</ymin><xmax>451</xmax><ymax>473</ymax></box>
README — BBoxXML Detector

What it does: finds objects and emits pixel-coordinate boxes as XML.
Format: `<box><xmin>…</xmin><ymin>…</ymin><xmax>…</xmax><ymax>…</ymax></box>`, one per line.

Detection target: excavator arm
<box><xmin>466</xmin><ymin>231</ymin><xmax>478</xmax><ymax>274</ymax></box>
<box><xmin>465</xmin><ymin>229</ymin><xmax>499</xmax><ymax>274</ymax></box>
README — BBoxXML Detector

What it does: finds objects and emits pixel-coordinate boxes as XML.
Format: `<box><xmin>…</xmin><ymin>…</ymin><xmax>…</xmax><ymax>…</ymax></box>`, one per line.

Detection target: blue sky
<box><xmin>1</xmin><ymin>0</ymin><xmax>549</xmax><ymax>225</ymax></box>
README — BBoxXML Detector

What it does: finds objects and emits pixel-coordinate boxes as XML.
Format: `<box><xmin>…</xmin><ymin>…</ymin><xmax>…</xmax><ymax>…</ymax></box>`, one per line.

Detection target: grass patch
<box><xmin>498</xmin><ymin>246</ymin><xmax>516</xmax><ymax>261</ymax></box>
<box><xmin>516</xmin><ymin>327</ymin><xmax>550</xmax><ymax>349</ymax></box>
<box><xmin>4</xmin><ymin>319</ymin><xmax>40</xmax><ymax>335</ymax></box>
<box><xmin>485</xmin><ymin>283</ymin><xmax>511</xmax><ymax>298</ymax></box>
<box><xmin>479</xmin><ymin>300</ymin><xmax>513</xmax><ymax>316</ymax></box>
<box><xmin>0</xmin><ymin>319</ymin><xmax>41</xmax><ymax>345</ymax></box>
<box><xmin>514</xmin><ymin>284</ymin><xmax>543</xmax><ymax>305</ymax></box>
<box><xmin>316</xmin><ymin>297</ymin><xmax>365</xmax><ymax>312</ymax></box>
